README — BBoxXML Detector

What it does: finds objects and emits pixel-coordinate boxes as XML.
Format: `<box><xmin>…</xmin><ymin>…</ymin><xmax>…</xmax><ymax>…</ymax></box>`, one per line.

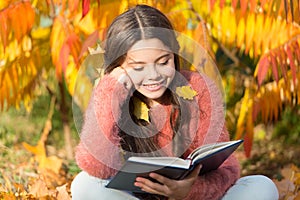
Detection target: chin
<box><xmin>141</xmin><ymin>89</ymin><xmax>166</xmax><ymax>100</ymax></box>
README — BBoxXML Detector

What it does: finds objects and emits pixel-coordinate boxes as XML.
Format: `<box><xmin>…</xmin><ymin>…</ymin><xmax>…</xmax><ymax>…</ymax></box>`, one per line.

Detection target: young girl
<box><xmin>71</xmin><ymin>5</ymin><xmax>279</xmax><ymax>200</ymax></box>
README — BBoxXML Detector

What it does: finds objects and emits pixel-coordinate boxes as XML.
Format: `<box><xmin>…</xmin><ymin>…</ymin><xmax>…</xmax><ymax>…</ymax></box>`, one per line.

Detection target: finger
<box><xmin>119</xmin><ymin>66</ymin><xmax>134</xmax><ymax>88</ymax></box>
<box><xmin>118</xmin><ymin>74</ymin><xmax>133</xmax><ymax>90</ymax></box>
<box><xmin>149</xmin><ymin>173</ymin><xmax>173</xmax><ymax>187</ymax></box>
<box><xmin>136</xmin><ymin>182</ymin><xmax>164</xmax><ymax>196</ymax></box>
<box><xmin>187</xmin><ymin>164</ymin><xmax>202</xmax><ymax>179</ymax></box>
<box><xmin>135</xmin><ymin>177</ymin><xmax>167</xmax><ymax>195</ymax></box>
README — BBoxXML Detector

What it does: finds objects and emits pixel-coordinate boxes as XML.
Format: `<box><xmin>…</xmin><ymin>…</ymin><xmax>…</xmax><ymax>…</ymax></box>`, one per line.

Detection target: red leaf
<box><xmin>60</xmin><ymin>42</ymin><xmax>70</xmax><ymax>74</ymax></box>
<box><xmin>260</xmin><ymin>0</ymin><xmax>267</xmax><ymax>8</ymax></box>
<box><xmin>278</xmin><ymin>48</ymin><xmax>288</xmax><ymax>81</ymax></box>
<box><xmin>286</xmin><ymin>45</ymin><xmax>297</xmax><ymax>86</ymax></box>
<box><xmin>240</xmin><ymin>0</ymin><xmax>248</xmax><ymax>16</ymax></box>
<box><xmin>270</xmin><ymin>53</ymin><xmax>279</xmax><ymax>82</ymax></box>
<box><xmin>244</xmin><ymin>107</ymin><xmax>254</xmax><ymax>158</ymax></box>
<box><xmin>250</xmin><ymin>0</ymin><xmax>257</xmax><ymax>12</ymax></box>
<box><xmin>79</xmin><ymin>30</ymin><xmax>99</xmax><ymax>58</ymax></box>
<box><xmin>69</xmin><ymin>0</ymin><xmax>80</xmax><ymax>13</ymax></box>
<box><xmin>252</xmin><ymin>102</ymin><xmax>260</xmax><ymax>122</ymax></box>
<box><xmin>293</xmin><ymin>40</ymin><xmax>300</xmax><ymax>61</ymax></box>
<box><xmin>257</xmin><ymin>56</ymin><xmax>270</xmax><ymax>86</ymax></box>
<box><xmin>210</xmin><ymin>0</ymin><xmax>216</xmax><ymax>10</ymax></box>
<box><xmin>244</xmin><ymin>131</ymin><xmax>253</xmax><ymax>158</ymax></box>
<box><xmin>67</xmin><ymin>33</ymin><xmax>81</xmax><ymax>65</ymax></box>
<box><xmin>82</xmin><ymin>0</ymin><xmax>90</xmax><ymax>19</ymax></box>
<box><xmin>232</xmin><ymin>0</ymin><xmax>238</xmax><ymax>9</ymax></box>
<box><xmin>220</xmin><ymin>0</ymin><xmax>226</xmax><ymax>8</ymax></box>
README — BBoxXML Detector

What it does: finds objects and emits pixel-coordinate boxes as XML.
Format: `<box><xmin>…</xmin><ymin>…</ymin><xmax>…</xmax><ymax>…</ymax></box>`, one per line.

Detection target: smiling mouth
<box><xmin>143</xmin><ymin>81</ymin><xmax>165</xmax><ymax>91</ymax></box>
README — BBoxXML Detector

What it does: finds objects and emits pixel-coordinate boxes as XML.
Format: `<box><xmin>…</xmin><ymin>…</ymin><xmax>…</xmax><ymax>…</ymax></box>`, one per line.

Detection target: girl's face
<box><xmin>121</xmin><ymin>38</ymin><xmax>176</xmax><ymax>102</ymax></box>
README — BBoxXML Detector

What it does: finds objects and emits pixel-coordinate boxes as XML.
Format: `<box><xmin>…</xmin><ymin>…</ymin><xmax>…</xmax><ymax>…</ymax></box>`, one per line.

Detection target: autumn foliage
<box><xmin>0</xmin><ymin>0</ymin><xmax>300</xmax><ymax>198</ymax></box>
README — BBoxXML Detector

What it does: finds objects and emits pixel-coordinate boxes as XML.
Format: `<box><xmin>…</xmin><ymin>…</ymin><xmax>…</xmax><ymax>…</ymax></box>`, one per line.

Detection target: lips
<box><xmin>142</xmin><ymin>81</ymin><xmax>165</xmax><ymax>91</ymax></box>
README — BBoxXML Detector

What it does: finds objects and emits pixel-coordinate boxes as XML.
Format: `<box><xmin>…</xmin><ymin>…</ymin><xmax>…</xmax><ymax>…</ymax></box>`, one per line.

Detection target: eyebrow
<box><xmin>127</xmin><ymin>53</ymin><xmax>171</xmax><ymax>64</ymax></box>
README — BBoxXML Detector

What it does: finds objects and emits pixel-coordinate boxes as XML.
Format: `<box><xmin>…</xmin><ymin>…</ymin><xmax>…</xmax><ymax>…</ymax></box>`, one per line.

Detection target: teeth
<box><xmin>144</xmin><ymin>83</ymin><xmax>159</xmax><ymax>88</ymax></box>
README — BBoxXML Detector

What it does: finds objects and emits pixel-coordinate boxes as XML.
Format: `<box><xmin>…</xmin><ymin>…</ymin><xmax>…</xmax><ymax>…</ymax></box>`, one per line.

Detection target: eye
<box><xmin>133</xmin><ymin>65</ymin><xmax>144</xmax><ymax>71</ymax></box>
<box><xmin>157</xmin><ymin>59</ymin><xmax>169</xmax><ymax>66</ymax></box>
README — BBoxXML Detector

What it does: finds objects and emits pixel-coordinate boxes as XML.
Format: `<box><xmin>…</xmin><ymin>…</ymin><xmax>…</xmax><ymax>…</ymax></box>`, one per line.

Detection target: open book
<box><xmin>106</xmin><ymin>140</ymin><xmax>243</xmax><ymax>192</ymax></box>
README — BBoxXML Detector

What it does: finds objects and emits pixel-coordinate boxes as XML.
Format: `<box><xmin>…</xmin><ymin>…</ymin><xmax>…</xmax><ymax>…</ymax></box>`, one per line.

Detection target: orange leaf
<box><xmin>28</xmin><ymin>177</ymin><xmax>50</xmax><ymax>198</ymax></box>
<box><xmin>60</xmin><ymin>42</ymin><xmax>70</xmax><ymax>74</ymax></box>
<box><xmin>0</xmin><ymin>11</ymin><xmax>8</xmax><ymax>49</ymax></box>
<box><xmin>67</xmin><ymin>33</ymin><xmax>81</xmax><ymax>65</ymax></box>
<box><xmin>24</xmin><ymin>2</ymin><xmax>35</xmax><ymax>31</ymax></box>
<box><xmin>244</xmin><ymin>129</ymin><xmax>253</xmax><ymax>157</ymax></box>
<box><xmin>8</xmin><ymin>64</ymin><xmax>18</xmax><ymax>98</ymax></box>
<box><xmin>16</xmin><ymin>2</ymin><xmax>28</xmax><ymax>37</ymax></box>
<box><xmin>249</xmin><ymin>0</ymin><xmax>257</xmax><ymax>12</ymax></box>
<box><xmin>69</xmin><ymin>0</ymin><xmax>80</xmax><ymax>14</ymax></box>
<box><xmin>8</xmin><ymin>7</ymin><xmax>21</xmax><ymax>41</ymax></box>
<box><xmin>56</xmin><ymin>184</ymin><xmax>71</xmax><ymax>200</ymax></box>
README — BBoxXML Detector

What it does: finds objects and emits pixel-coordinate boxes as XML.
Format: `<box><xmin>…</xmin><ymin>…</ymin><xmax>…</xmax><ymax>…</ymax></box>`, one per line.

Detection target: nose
<box><xmin>147</xmin><ymin>64</ymin><xmax>160</xmax><ymax>80</ymax></box>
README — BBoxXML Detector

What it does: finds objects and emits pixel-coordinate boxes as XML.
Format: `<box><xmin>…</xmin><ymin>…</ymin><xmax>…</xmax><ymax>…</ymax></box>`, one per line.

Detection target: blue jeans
<box><xmin>71</xmin><ymin>171</ymin><xmax>279</xmax><ymax>200</ymax></box>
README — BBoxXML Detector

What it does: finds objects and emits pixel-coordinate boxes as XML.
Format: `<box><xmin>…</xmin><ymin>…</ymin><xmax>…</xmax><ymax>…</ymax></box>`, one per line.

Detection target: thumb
<box><xmin>187</xmin><ymin>164</ymin><xmax>202</xmax><ymax>179</ymax></box>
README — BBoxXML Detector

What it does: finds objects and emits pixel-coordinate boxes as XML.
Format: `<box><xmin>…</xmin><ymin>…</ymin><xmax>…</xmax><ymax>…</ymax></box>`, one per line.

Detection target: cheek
<box><xmin>128</xmin><ymin>71</ymin><xmax>145</xmax><ymax>86</ymax></box>
<box><xmin>157</xmin><ymin>66</ymin><xmax>176</xmax><ymax>79</ymax></box>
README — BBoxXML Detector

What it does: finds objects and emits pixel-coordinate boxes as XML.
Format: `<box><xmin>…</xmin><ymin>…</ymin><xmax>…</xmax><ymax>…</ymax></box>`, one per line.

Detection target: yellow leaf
<box><xmin>50</xmin><ymin>16</ymin><xmax>68</xmax><ymax>80</ymax></box>
<box><xmin>176</xmin><ymin>85</ymin><xmax>198</xmax><ymax>100</ymax></box>
<box><xmin>31</xmin><ymin>27</ymin><xmax>51</xmax><ymax>39</ymax></box>
<box><xmin>253</xmin><ymin>14</ymin><xmax>264</xmax><ymax>57</ymax></box>
<box><xmin>65</xmin><ymin>59</ymin><xmax>78</xmax><ymax>96</ymax></box>
<box><xmin>245</xmin><ymin>13</ymin><xmax>255</xmax><ymax>54</ymax></box>
<box><xmin>235</xmin><ymin>87</ymin><xmax>250</xmax><ymax>139</ymax></box>
<box><xmin>88</xmin><ymin>44</ymin><xmax>105</xmax><ymax>55</ymax></box>
<box><xmin>133</xmin><ymin>97</ymin><xmax>149</xmax><ymax>122</ymax></box>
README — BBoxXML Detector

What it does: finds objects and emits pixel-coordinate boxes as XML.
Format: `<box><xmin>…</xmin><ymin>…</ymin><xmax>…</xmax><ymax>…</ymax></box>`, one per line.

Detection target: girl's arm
<box><xmin>75</xmin><ymin>74</ymin><xmax>129</xmax><ymax>178</ymax></box>
<box><xmin>182</xmin><ymin>71</ymin><xmax>240</xmax><ymax>200</ymax></box>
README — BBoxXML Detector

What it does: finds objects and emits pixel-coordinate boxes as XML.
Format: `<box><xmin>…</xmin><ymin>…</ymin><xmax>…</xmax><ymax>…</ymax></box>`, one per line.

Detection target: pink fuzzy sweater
<box><xmin>75</xmin><ymin>70</ymin><xmax>240</xmax><ymax>200</ymax></box>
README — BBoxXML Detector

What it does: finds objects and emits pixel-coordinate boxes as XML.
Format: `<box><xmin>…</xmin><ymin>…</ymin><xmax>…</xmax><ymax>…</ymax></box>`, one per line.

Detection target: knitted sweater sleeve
<box><xmin>75</xmin><ymin>75</ymin><xmax>129</xmax><ymax>178</ymax></box>
<box><xmin>181</xmin><ymin>71</ymin><xmax>241</xmax><ymax>200</ymax></box>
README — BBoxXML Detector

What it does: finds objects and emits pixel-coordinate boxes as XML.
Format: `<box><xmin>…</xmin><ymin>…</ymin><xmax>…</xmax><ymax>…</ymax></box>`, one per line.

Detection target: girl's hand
<box><xmin>134</xmin><ymin>164</ymin><xmax>202</xmax><ymax>200</ymax></box>
<box><xmin>110</xmin><ymin>67</ymin><xmax>133</xmax><ymax>90</ymax></box>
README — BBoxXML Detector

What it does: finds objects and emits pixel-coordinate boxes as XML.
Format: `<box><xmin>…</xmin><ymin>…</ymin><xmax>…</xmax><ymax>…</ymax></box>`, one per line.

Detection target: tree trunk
<box><xmin>59</xmin><ymin>82</ymin><xmax>74</xmax><ymax>160</ymax></box>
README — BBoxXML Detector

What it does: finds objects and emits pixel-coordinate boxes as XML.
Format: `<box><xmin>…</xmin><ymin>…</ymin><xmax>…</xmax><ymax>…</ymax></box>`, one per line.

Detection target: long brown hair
<box><xmin>102</xmin><ymin>5</ymin><xmax>192</xmax><ymax>200</ymax></box>
<box><xmin>103</xmin><ymin>4</ymin><xmax>189</xmax><ymax>158</ymax></box>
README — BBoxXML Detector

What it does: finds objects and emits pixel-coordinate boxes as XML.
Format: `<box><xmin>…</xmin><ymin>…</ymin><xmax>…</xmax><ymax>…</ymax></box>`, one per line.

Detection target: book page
<box><xmin>188</xmin><ymin>140</ymin><xmax>241</xmax><ymax>162</ymax></box>
<box><xmin>128</xmin><ymin>156</ymin><xmax>191</xmax><ymax>169</ymax></box>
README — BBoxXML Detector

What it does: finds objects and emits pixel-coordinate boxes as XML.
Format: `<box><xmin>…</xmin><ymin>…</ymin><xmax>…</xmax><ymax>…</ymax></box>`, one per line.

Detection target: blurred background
<box><xmin>0</xmin><ymin>0</ymin><xmax>299</xmax><ymax>199</ymax></box>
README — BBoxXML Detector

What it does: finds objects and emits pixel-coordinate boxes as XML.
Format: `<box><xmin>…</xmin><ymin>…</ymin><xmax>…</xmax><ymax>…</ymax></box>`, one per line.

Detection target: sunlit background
<box><xmin>0</xmin><ymin>0</ymin><xmax>299</xmax><ymax>199</ymax></box>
